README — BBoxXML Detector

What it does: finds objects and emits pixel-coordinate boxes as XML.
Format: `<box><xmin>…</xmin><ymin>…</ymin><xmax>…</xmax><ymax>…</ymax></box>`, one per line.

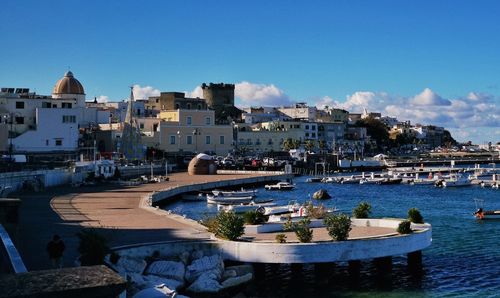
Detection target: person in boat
<box><xmin>474</xmin><ymin>208</ymin><xmax>485</xmax><ymax>219</ymax></box>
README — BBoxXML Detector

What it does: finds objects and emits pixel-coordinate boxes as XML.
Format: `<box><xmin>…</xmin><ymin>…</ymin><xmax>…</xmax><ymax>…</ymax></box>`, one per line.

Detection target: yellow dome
<box><xmin>52</xmin><ymin>71</ymin><xmax>85</xmax><ymax>95</ymax></box>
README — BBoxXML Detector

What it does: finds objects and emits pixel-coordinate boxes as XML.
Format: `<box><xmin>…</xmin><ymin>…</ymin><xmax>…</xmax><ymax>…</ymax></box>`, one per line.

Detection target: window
<box><xmin>175</xmin><ymin>104</ymin><xmax>180</xmax><ymax>109</ymax></box>
<box><xmin>170</xmin><ymin>135</ymin><xmax>176</xmax><ymax>145</ymax></box>
<box><xmin>256</xmin><ymin>139</ymin><xmax>261</xmax><ymax>145</ymax></box>
<box><xmin>153</xmin><ymin>124</ymin><xmax>158</xmax><ymax>131</ymax></box>
<box><xmin>62</xmin><ymin>115</ymin><xmax>76</xmax><ymax>123</ymax></box>
<box><xmin>305</xmin><ymin>125</ymin><xmax>309</xmax><ymax>129</ymax></box>
<box><xmin>247</xmin><ymin>139</ymin><xmax>252</xmax><ymax>145</ymax></box>
<box><xmin>206</xmin><ymin>136</ymin><xmax>211</xmax><ymax>144</ymax></box>
<box><xmin>268</xmin><ymin>139</ymin><xmax>273</xmax><ymax>145</ymax></box>
<box><xmin>220</xmin><ymin>135</ymin><xmax>225</xmax><ymax>145</ymax></box>
<box><xmin>15</xmin><ymin>116</ymin><xmax>24</xmax><ymax>124</ymax></box>
<box><xmin>139</xmin><ymin>123</ymin><xmax>144</xmax><ymax>129</ymax></box>
<box><xmin>305</xmin><ymin>132</ymin><xmax>309</xmax><ymax>137</ymax></box>
<box><xmin>205</xmin><ymin>117</ymin><xmax>211</xmax><ymax>125</ymax></box>
<box><xmin>197</xmin><ymin>104</ymin><xmax>202</xmax><ymax>110</ymax></box>
<box><xmin>55</xmin><ymin>139</ymin><xmax>62</xmax><ymax>146</ymax></box>
<box><xmin>136</xmin><ymin>109</ymin><xmax>141</xmax><ymax>116</ymax></box>
<box><xmin>312</xmin><ymin>125</ymin><xmax>316</xmax><ymax>130</ymax></box>
<box><xmin>42</xmin><ymin>102</ymin><xmax>51</xmax><ymax>108</ymax></box>
<box><xmin>15</xmin><ymin>101</ymin><xmax>24</xmax><ymax>109</ymax></box>
<box><xmin>62</xmin><ymin>102</ymin><xmax>72</xmax><ymax>108</ymax></box>
<box><xmin>186</xmin><ymin>116</ymin><xmax>192</xmax><ymax>125</ymax></box>
<box><xmin>187</xmin><ymin>103</ymin><xmax>191</xmax><ymax>110</ymax></box>
<box><xmin>46</xmin><ymin>139</ymin><xmax>49</xmax><ymax>146</ymax></box>
<box><xmin>187</xmin><ymin>135</ymin><xmax>193</xmax><ymax>145</ymax></box>
<box><xmin>312</xmin><ymin>132</ymin><xmax>316</xmax><ymax>137</ymax></box>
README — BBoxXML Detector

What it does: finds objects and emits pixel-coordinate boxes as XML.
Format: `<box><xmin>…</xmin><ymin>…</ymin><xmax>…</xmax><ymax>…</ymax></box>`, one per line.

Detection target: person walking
<box><xmin>47</xmin><ymin>234</ymin><xmax>65</xmax><ymax>269</ymax></box>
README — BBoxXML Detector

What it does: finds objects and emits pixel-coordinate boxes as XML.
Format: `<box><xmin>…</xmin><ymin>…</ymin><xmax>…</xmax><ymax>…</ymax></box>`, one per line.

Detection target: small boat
<box><xmin>206</xmin><ymin>195</ymin><xmax>255</xmax><ymax>205</ymax></box>
<box><xmin>218</xmin><ymin>201</ymin><xmax>277</xmax><ymax>213</ymax></box>
<box><xmin>474</xmin><ymin>208</ymin><xmax>500</xmax><ymax>220</ymax></box>
<box><xmin>259</xmin><ymin>200</ymin><xmax>301</xmax><ymax>215</ymax></box>
<box><xmin>340</xmin><ymin>176</ymin><xmax>361</xmax><ymax>184</ymax></box>
<box><xmin>306</xmin><ymin>177</ymin><xmax>323</xmax><ymax>183</ymax></box>
<box><xmin>321</xmin><ymin>177</ymin><xmax>339</xmax><ymax>183</ymax></box>
<box><xmin>264</xmin><ymin>181</ymin><xmax>295</xmax><ymax>191</ymax></box>
<box><xmin>359</xmin><ymin>177</ymin><xmax>383</xmax><ymax>184</ymax></box>
<box><xmin>182</xmin><ymin>193</ymin><xmax>205</xmax><ymax>201</ymax></box>
<box><xmin>442</xmin><ymin>174</ymin><xmax>471</xmax><ymax>187</ymax></box>
<box><xmin>267</xmin><ymin>206</ymin><xmax>339</xmax><ymax>223</ymax></box>
<box><xmin>409</xmin><ymin>179</ymin><xmax>435</xmax><ymax>185</ymax></box>
<box><xmin>212</xmin><ymin>189</ymin><xmax>257</xmax><ymax>197</ymax></box>
<box><xmin>377</xmin><ymin>178</ymin><xmax>402</xmax><ymax>185</ymax></box>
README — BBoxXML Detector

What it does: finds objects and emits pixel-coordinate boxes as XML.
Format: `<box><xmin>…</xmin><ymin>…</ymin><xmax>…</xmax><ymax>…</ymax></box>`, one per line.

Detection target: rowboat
<box><xmin>212</xmin><ymin>189</ymin><xmax>257</xmax><ymax>197</ymax></box>
<box><xmin>206</xmin><ymin>195</ymin><xmax>255</xmax><ymax>205</ymax></box>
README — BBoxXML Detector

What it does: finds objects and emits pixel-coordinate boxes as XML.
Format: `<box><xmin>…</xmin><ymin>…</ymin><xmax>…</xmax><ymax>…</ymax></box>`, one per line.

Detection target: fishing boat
<box><xmin>264</xmin><ymin>181</ymin><xmax>295</xmax><ymax>191</ymax></box>
<box><xmin>442</xmin><ymin>173</ymin><xmax>471</xmax><ymax>187</ymax></box>
<box><xmin>321</xmin><ymin>177</ymin><xmax>339</xmax><ymax>183</ymax></box>
<box><xmin>359</xmin><ymin>177</ymin><xmax>383</xmax><ymax>184</ymax></box>
<box><xmin>306</xmin><ymin>177</ymin><xmax>323</xmax><ymax>183</ymax></box>
<box><xmin>473</xmin><ymin>199</ymin><xmax>500</xmax><ymax>220</ymax></box>
<box><xmin>409</xmin><ymin>178</ymin><xmax>435</xmax><ymax>185</ymax></box>
<box><xmin>218</xmin><ymin>201</ymin><xmax>277</xmax><ymax>213</ymax></box>
<box><xmin>258</xmin><ymin>200</ymin><xmax>301</xmax><ymax>215</ymax></box>
<box><xmin>267</xmin><ymin>206</ymin><xmax>339</xmax><ymax>223</ymax></box>
<box><xmin>339</xmin><ymin>176</ymin><xmax>361</xmax><ymax>184</ymax></box>
<box><xmin>206</xmin><ymin>194</ymin><xmax>255</xmax><ymax>205</ymax></box>
<box><xmin>212</xmin><ymin>189</ymin><xmax>257</xmax><ymax>197</ymax></box>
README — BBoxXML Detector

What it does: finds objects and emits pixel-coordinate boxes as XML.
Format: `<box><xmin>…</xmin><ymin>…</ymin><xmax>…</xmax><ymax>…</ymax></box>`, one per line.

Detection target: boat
<box><xmin>359</xmin><ymin>177</ymin><xmax>383</xmax><ymax>184</ymax></box>
<box><xmin>306</xmin><ymin>177</ymin><xmax>323</xmax><ymax>183</ymax></box>
<box><xmin>264</xmin><ymin>181</ymin><xmax>295</xmax><ymax>191</ymax></box>
<box><xmin>218</xmin><ymin>201</ymin><xmax>277</xmax><ymax>213</ymax></box>
<box><xmin>409</xmin><ymin>178</ymin><xmax>436</xmax><ymax>185</ymax></box>
<box><xmin>212</xmin><ymin>189</ymin><xmax>257</xmax><ymax>197</ymax></box>
<box><xmin>442</xmin><ymin>174</ymin><xmax>471</xmax><ymax>187</ymax></box>
<box><xmin>377</xmin><ymin>178</ymin><xmax>402</xmax><ymax>185</ymax></box>
<box><xmin>267</xmin><ymin>206</ymin><xmax>339</xmax><ymax>223</ymax></box>
<box><xmin>182</xmin><ymin>193</ymin><xmax>205</xmax><ymax>201</ymax></box>
<box><xmin>258</xmin><ymin>200</ymin><xmax>301</xmax><ymax>215</ymax></box>
<box><xmin>339</xmin><ymin>176</ymin><xmax>361</xmax><ymax>184</ymax></box>
<box><xmin>206</xmin><ymin>195</ymin><xmax>255</xmax><ymax>205</ymax></box>
<box><xmin>473</xmin><ymin>199</ymin><xmax>500</xmax><ymax>220</ymax></box>
<box><xmin>321</xmin><ymin>177</ymin><xmax>339</xmax><ymax>183</ymax></box>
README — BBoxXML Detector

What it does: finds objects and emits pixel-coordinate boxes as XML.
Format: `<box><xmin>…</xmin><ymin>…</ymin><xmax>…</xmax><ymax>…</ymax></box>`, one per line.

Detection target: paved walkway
<box><xmin>15</xmin><ymin>171</ymin><xmax>399</xmax><ymax>270</ymax></box>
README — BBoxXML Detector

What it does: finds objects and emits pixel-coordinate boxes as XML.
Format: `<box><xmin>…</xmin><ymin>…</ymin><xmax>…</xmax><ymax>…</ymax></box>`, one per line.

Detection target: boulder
<box><xmin>190</xmin><ymin>250</ymin><xmax>204</xmax><ymax>261</ymax></box>
<box><xmin>222</xmin><ymin>269</ymin><xmax>237</xmax><ymax>280</ymax></box>
<box><xmin>221</xmin><ymin>272</ymin><xmax>253</xmax><ymax>289</ymax></box>
<box><xmin>186</xmin><ymin>271</ymin><xmax>222</xmax><ymax>293</ymax></box>
<box><xmin>188</xmin><ymin>153</ymin><xmax>217</xmax><ymax>175</ymax></box>
<box><xmin>179</xmin><ymin>251</ymin><xmax>190</xmax><ymax>265</ymax></box>
<box><xmin>312</xmin><ymin>189</ymin><xmax>331</xmax><ymax>200</ymax></box>
<box><xmin>185</xmin><ymin>255</ymin><xmax>224</xmax><ymax>283</ymax></box>
<box><xmin>145</xmin><ymin>260</ymin><xmax>185</xmax><ymax>282</ymax></box>
<box><xmin>115</xmin><ymin>257</ymin><xmax>147</xmax><ymax>275</ymax></box>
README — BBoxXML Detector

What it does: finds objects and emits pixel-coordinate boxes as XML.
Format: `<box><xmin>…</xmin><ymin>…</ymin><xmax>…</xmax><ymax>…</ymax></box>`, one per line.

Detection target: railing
<box><xmin>0</xmin><ymin>224</ymin><xmax>27</xmax><ymax>274</ymax></box>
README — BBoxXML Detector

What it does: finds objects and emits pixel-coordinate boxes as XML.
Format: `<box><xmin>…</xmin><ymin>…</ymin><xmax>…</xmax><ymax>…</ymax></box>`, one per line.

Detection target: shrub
<box><xmin>323</xmin><ymin>213</ymin><xmax>352</xmax><ymax>241</ymax></box>
<box><xmin>275</xmin><ymin>233</ymin><xmax>287</xmax><ymax>243</ymax></box>
<box><xmin>77</xmin><ymin>229</ymin><xmax>109</xmax><ymax>266</ymax></box>
<box><xmin>397</xmin><ymin>220</ymin><xmax>413</xmax><ymax>234</ymax></box>
<box><xmin>200</xmin><ymin>215</ymin><xmax>218</xmax><ymax>234</ymax></box>
<box><xmin>212</xmin><ymin>211</ymin><xmax>245</xmax><ymax>241</ymax></box>
<box><xmin>352</xmin><ymin>201</ymin><xmax>372</xmax><ymax>218</ymax></box>
<box><xmin>408</xmin><ymin>208</ymin><xmax>424</xmax><ymax>223</ymax></box>
<box><xmin>243</xmin><ymin>210</ymin><xmax>267</xmax><ymax>225</ymax></box>
<box><xmin>304</xmin><ymin>202</ymin><xmax>327</xmax><ymax>219</ymax></box>
<box><xmin>284</xmin><ymin>218</ymin><xmax>313</xmax><ymax>243</ymax></box>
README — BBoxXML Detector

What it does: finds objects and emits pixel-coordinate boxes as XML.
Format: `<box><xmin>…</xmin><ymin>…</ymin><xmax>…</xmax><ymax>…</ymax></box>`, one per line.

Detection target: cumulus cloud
<box><xmin>96</xmin><ymin>95</ymin><xmax>109</xmax><ymax>103</ymax></box>
<box><xmin>132</xmin><ymin>84</ymin><xmax>160</xmax><ymax>100</ymax></box>
<box><xmin>235</xmin><ymin>81</ymin><xmax>294</xmax><ymax>107</ymax></box>
<box><xmin>410</xmin><ymin>88</ymin><xmax>451</xmax><ymax>106</ymax></box>
<box><xmin>185</xmin><ymin>86</ymin><xmax>204</xmax><ymax>99</ymax></box>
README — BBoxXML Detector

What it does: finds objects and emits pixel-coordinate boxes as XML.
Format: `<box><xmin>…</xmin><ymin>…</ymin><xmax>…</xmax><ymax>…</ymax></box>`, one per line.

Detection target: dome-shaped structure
<box><xmin>188</xmin><ymin>153</ymin><xmax>217</xmax><ymax>175</ymax></box>
<box><xmin>52</xmin><ymin>71</ymin><xmax>85</xmax><ymax>95</ymax></box>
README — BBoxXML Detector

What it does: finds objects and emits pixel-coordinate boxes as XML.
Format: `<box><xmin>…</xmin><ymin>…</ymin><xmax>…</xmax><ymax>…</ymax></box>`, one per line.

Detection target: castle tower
<box><xmin>201</xmin><ymin>83</ymin><xmax>235</xmax><ymax>108</ymax></box>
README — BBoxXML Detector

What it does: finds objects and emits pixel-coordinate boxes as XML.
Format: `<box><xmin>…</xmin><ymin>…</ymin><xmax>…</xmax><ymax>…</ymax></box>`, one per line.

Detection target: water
<box><xmin>164</xmin><ymin>174</ymin><xmax>500</xmax><ymax>297</ymax></box>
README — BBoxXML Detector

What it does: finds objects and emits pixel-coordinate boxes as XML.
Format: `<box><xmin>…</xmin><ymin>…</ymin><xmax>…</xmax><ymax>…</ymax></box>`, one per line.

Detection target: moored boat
<box><xmin>212</xmin><ymin>189</ymin><xmax>257</xmax><ymax>197</ymax></box>
<box><xmin>264</xmin><ymin>181</ymin><xmax>295</xmax><ymax>191</ymax></box>
<box><xmin>306</xmin><ymin>177</ymin><xmax>323</xmax><ymax>183</ymax></box>
<box><xmin>442</xmin><ymin>174</ymin><xmax>471</xmax><ymax>187</ymax></box>
<box><xmin>218</xmin><ymin>201</ymin><xmax>277</xmax><ymax>213</ymax></box>
<box><xmin>206</xmin><ymin>195</ymin><xmax>255</xmax><ymax>205</ymax></box>
<box><xmin>377</xmin><ymin>178</ymin><xmax>402</xmax><ymax>185</ymax></box>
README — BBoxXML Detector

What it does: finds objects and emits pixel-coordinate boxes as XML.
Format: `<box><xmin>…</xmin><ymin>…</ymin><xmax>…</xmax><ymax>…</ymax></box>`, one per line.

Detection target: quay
<box><xmin>14</xmin><ymin>170</ymin><xmax>430</xmax><ymax>274</ymax></box>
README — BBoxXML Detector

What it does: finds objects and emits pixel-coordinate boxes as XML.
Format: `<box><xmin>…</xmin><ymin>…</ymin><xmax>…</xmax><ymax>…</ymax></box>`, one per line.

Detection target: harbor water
<box><xmin>164</xmin><ymin>173</ymin><xmax>500</xmax><ymax>297</ymax></box>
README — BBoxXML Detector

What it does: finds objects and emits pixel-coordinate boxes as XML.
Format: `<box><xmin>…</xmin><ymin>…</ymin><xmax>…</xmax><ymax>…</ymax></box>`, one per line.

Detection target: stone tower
<box><xmin>201</xmin><ymin>83</ymin><xmax>235</xmax><ymax>108</ymax></box>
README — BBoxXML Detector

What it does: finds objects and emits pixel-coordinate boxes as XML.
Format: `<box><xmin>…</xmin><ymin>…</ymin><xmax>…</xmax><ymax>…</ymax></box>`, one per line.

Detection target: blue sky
<box><xmin>1</xmin><ymin>0</ymin><xmax>499</xmax><ymax>143</ymax></box>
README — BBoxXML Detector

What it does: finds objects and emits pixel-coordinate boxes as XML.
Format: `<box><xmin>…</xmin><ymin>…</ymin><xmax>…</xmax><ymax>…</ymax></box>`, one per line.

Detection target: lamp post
<box><xmin>3</xmin><ymin>113</ymin><xmax>14</xmax><ymax>163</ymax></box>
<box><xmin>192</xmin><ymin>128</ymin><xmax>200</xmax><ymax>154</ymax></box>
<box><xmin>177</xmin><ymin>131</ymin><xmax>181</xmax><ymax>153</ymax></box>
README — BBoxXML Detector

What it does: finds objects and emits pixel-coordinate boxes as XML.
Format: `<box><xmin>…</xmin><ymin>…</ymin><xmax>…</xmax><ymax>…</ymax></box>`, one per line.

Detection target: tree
<box><xmin>282</xmin><ymin>138</ymin><xmax>300</xmax><ymax>151</ymax></box>
<box><xmin>355</xmin><ymin>117</ymin><xmax>390</xmax><ymax>150</ymax></box>
<box><xmin>304</xmin><ymin>140</ymin><xmax>315</xmax><ymax>152</ymax></box>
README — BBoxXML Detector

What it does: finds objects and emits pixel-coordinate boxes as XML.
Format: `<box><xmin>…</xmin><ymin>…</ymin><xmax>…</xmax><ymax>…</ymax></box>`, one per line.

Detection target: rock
<box><xmin>145</xmin><ymin>260</ymin><xmax>185</xmax><ymax>282</ymax></box>
<box><xmin>225</xmin><ymin>265</ymin><xmax>254</xmax><ymax>276</ymax></box>
<box><xmin>190</xmin><ymin>250</ymin><xmax>204</xmax><ymax>260</ymax></box>
<box><xmin>128</xmin><ymin>273</ymin><xmax>184</xmax><ymax>291</ymax></box>
<box><xmin>133</xmin><ymin>284</ymin><xmax>176</xmax><ymax>298</ymax></box>
<box><xmin>221</xmin><ymin>272</ymin><xmax>253</xmax><ymax>289</ymax></box>
<box><xmin>185</xmin><ymin>255</ymin><xmax>224</xmax><ymax>283</ymax></box>
<box><xmin>313</xmin><ymin>189</ymin><xmax>331</xmax><ymax>200</ymax></box>
<box><xmin>186</xmin><ymin>271</ymin><xmax>222</xmax><ymax>293</ymax></box>
<box><xmin>115</xmin><ymin>257</ymin><xmax>147</xmax><ymax>275</ymax></box>
<box><xmin>179</xmin><ymin>251</ymin><xmax>190</xmax><ymax>265</ymax></box>
<box><xmin>222</xmin><ymin>269</ymin><xmax>237</xmax><ymax>280</ymax></box>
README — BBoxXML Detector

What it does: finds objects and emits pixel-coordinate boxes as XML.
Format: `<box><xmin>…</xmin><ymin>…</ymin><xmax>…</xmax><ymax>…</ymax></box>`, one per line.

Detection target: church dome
<box><xmin>52</xmin><ymin>71</ymin><xmax>85</xmax><ymax>95</ymax></box>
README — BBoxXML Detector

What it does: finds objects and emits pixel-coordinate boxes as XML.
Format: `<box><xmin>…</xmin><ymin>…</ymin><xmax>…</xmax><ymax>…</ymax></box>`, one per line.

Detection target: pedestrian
<box><xmin>47</xmin><ymin>234</ymin><xmax>65</xmax><ymax>268</ymax></box>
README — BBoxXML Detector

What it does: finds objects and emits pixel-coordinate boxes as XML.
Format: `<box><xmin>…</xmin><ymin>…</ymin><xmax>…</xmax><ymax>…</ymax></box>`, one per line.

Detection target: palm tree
<box><xmin>283</xmin><ymin>138</ymin><xmax>300</xmax><ymax>151</ymax></box>
<box><xmin>305</xmin><ymin>140</ymin><xmax>315</xmax><ymax>152</ymax></box>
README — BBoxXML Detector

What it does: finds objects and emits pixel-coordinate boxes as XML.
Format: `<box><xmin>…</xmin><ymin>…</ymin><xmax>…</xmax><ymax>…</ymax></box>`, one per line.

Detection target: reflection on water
<box><xmin>164</xmin><ymin>173</ymin><xmax>500</xmax><ymax>297</ymax></box>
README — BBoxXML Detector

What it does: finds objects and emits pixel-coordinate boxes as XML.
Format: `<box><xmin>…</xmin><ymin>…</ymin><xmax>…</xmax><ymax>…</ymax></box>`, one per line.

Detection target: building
<box><xmin>201</xmin><ymin>83</ymin><xmax>241</xmax><ymax>123</ymax></box>
<box><xmin>277</xmin><ymin>103</ymin><xmax>317</xmax><ymax>121</ymax></box>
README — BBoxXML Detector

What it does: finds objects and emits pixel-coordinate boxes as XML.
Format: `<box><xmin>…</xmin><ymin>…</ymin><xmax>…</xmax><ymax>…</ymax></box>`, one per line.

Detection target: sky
<box><xmin>0</xmin><ymin>0</ymin><xmax>499</xmax><ymax>144</ymax></box>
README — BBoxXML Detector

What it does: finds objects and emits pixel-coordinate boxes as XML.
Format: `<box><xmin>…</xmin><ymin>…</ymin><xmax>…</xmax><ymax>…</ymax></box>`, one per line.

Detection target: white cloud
<box><xmin>96</xmin><ymin>95</ymin><xmax>109</xmax><ymax>103</ymax></box>
<box><xmin>410</xmin><ymin>88</ymin><xmax>451</xmax><ymax>106</ymax></box>
<box><xmin>185</xmin><ymin>86</ymin><xmax>204</xmax><ymax>99</ymax></box>
<box><xmin>132</xmin><ymin>84</ymin><xmax>160</xmax><ymax>100</ymax></box>
<box><xmin>235</xmin><ymin>81</ymin><xmax>294</xmax><ymax>107</ymax></box>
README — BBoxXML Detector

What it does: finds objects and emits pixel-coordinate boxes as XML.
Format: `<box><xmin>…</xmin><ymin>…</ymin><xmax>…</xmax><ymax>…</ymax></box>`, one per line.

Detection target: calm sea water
<box><xmin>164</xmin><ymin>169</ymin><xmax>500</xmax><ymax>298</ymax></box>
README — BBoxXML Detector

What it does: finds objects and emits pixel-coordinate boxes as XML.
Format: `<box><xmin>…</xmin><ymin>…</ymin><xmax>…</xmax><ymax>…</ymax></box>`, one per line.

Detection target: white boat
<box><xmin>218</xmin><ymin>201</ymin><xmax>277</xmax><ymax>213</ymax></box>
<box><xmin>321</xmin><ymin>177</ymin><xmax>339</xmax><ymax>183</ymax></box>
<box><xmin>306</xmin><ymin>177</ymin><xmax>323</xmax><ymax>183</ymax></box>
<box><xmin>339</xmin><ymin>176</ymin><xmax>361</xmax><ymax>184</ymax></box>
<box><xmin>359</xmin><ymin>177</ymin><xmax>383</xmax><ymax>184</ymax></box>
<box><xmin>264</xmin><ymin>182</ymin><xmax>295</xmax><ymax>191</ymax></box>
<box><xmin>259</xmin><ymin>200</ymin><xmax>301</xmax><ymax>216</ymax></box>
<box><xmin>442</xmin><ymin>174</ymin><xmax>472</xmax><ymax>187</ymax></box>
<box><xmin>267</xmin><ymin>206</ymin><xmax>339</xmax><ymax>223</ymax></box>
<box><xmin>206</xmin><ymin>195</ymin><xmax>255</xmax><ymax>205</ymax></box>
<box><xmin>409</xmin><ymin>179</ymin><xmax>435</xmax><ymax>185</ymax></box>
<box><xmin>212</xmin><ymin>189</ymin><xmax>257</xmax><ymax>197</ymax></box>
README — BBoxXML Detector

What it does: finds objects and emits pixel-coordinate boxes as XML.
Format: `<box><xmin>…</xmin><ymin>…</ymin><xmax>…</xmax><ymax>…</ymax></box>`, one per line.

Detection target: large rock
<box><xmin>145</xmin><ymin>260</ymin><xmax>185</xmax><ymax>282</ymax></box>
<box><xmin>221</xmin><ymin>272</ymin><xmax>253</xmax><ymax>289</ymax></box>
<box><xmin>185</xmin><ymin>255</ymin><xmax>224</xmax><ymax>283</ymax></box>
<box><xmin>313</xmin><ymin>189</ymin><xmax>331</xmax><ymax>200</ymax></box>
<box><xmin>114</xmin><ymin>257</ymin><xmax>147</xmax><ymax>275</ymax></box>
<box><xmin>186</xmin><ymin>271</ymin><xmax>222</xmax><ymax>293</ymax></box>
<box><xmin>188</xmin><ymin>153</ymin><xmax>217</xmax><ymax>175</ymax></box>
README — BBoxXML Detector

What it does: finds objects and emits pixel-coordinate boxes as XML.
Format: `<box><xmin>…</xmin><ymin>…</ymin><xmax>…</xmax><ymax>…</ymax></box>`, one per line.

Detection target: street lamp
<box><xmin>177</xmin><ymin>130</ymin><xmax>181</xmax><ymax>153</ymax></box>
<box><xmin>192</xmin><ymin>128</ymin><xmax>200</xmax><ymax>153</ymax></box>
<box><xmin>3</xmin><ymin>113</ymin><xmax>15</xmax><ymax>163</ymax></box>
